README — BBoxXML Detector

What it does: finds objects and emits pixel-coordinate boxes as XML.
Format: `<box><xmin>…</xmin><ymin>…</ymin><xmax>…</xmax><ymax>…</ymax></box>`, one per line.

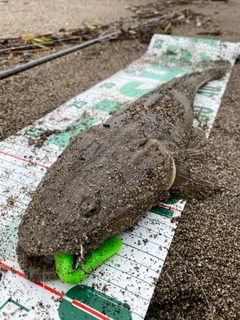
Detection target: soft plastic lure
<box><xmin>54</xmin><ymin>237</ymin><xmax>122</xmax><ymax>284</ymax></box>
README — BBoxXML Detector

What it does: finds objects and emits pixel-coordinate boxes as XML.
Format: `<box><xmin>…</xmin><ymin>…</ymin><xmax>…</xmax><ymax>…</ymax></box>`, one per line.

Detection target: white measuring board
<box><xmin>0</xmin><ymin>35</ymin><xmax>239</xmax><ymax>320</ymax></box>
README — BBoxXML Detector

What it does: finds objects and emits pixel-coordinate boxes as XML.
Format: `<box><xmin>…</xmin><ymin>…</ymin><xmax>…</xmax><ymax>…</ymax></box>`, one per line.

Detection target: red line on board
<box><xmin>0</xmin><ymin>261</ymin><xmax>27</xmax><ymax>278</ymax></box>
<box><xmin>0</xmin><ymin>261</ymin><xmax>64</xmax><ymax>298</ymax></box>
<box><xmin>72</xmin><ymin>300</ymin><xmax>111</xmax><ymax>320</ymax></box>
<box><xmin>154</xmin><ymin>201</ymin><xmax>182</xmax><ymax>213</ymax></box>
<box><xmin>36</xmin><ymin>281</ymin><xmax>64</xmax><ymax>298</ymax></box>
<box><xmin>0</xmin><ymin>150</ymin><xmax>48</xmax><ymax>169</ymax></box>
<box><xmin>0</xmin><ymin>261</ymin><xmax>111</xmax><ymax>319</ymax></box>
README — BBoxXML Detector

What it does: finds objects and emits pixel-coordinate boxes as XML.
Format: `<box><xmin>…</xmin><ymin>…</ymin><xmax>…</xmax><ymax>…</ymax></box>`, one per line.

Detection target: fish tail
<box><xmin>183</xmin><ymin>68</ymin><xmax>227</xmax><ymax>93</ymax></box>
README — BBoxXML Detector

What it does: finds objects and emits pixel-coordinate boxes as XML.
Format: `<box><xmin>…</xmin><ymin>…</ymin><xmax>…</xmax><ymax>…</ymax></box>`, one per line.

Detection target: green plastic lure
<box><xmin>54</xmin><ymin>237</ymin><xmax>122</xmax><ymax>284</ymax></box>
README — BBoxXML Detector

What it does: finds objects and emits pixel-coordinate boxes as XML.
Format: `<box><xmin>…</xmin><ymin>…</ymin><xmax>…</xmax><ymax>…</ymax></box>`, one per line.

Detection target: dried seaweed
<box><xmin>0</xmin><ymin>4</ymin><xmax>204</xmax><ymax>58</ymax></box>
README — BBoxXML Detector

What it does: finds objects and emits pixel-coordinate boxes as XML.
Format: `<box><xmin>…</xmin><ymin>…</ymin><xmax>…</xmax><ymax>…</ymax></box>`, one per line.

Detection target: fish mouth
<box><xmin>16</xmin><ymin>243</ymin><xmax>58</xmax><ymax>281</ymax></box>
<box><xmin>17</xmin><ymin>243</ymin><xmax>88</xmax><ymax>282</ymax></box>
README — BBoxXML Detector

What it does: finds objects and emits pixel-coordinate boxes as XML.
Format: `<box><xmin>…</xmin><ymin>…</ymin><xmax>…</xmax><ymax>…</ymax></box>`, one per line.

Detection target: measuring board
<box><xmin>0</xmin><ymin>35</ymin><xmax>239</xmax><ymax>320</ymax></box>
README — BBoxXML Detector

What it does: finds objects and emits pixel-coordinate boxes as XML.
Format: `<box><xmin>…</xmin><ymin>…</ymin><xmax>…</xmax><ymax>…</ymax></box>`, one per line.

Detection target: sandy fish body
<box><xmin>17</xmin><ymin>68</ymin><xmax>224</xmax><ymax>281</ymax></box>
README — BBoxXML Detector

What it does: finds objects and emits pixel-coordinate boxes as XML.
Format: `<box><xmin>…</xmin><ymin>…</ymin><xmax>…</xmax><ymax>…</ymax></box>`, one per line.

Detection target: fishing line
<box><xmin>0</xmin><ymin>28</ymin><xmax>121</xmax><ymax>81</ymax></box>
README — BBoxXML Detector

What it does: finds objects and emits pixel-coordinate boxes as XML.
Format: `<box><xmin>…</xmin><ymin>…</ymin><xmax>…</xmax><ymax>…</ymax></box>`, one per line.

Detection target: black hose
<box><xmin>0</xmin><ymin>30</ymin><xmax>120</xmax><ymax>81</ymax></box>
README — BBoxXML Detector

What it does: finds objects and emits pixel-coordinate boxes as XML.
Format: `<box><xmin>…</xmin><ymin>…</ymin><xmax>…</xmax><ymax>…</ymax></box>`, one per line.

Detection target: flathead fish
<box><xmin>17</xmin><ymin>68</ymin><xmax>224</xmax><ymax>281</ymax></box>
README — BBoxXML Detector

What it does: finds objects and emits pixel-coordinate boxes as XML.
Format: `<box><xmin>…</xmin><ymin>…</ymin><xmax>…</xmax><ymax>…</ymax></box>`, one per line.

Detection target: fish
<box><xmin>16</xmin><ymin>68</ymin><xmax>225</xmax><ymax>281</ymax></box>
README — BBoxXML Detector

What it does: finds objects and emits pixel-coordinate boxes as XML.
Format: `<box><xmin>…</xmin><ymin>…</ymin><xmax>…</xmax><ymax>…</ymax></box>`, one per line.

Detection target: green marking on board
<box><xmin>161</xmin><ymin>36</ymin><xmax>219</xmax><ymax>68</ymax></box>
<box><xmin>24</xmin><ymin>127</ymin><xmax>45</xmax><ymax>138</ymax></box>
<box><xmin>124</xmin><ymin>69</ymin><xmax>136</xmax><ymax>75</ymax></box>
<box><xmin>150</xmin><ymin>205</ymin><xmax>174</xmax><ymax>219</ymax></box>
<box><xmin>100</xmin><ymin>82</ymin><xmax>116</xmax><ymax>89</ymax></box>
<box><xmin>180</xmin><ymin>51</ymin><xmax>192</xmax><ymax>61</ymax></box>
<box><xmin>162</xmin><ymin>51</ymin><xmax>194</xmax><ymax>68</ymax></box>
<box><xmin>167</xmin><ymin>45</ymin><xmax>178</xmax><ymax>54</ymax></box>
<box><xmin>68</xmin><ymin>100</ymin><xmax>88</xmax><ymax>109</ymax></box>
<box><xmin>153</xmin><ymin>39</ymin><xmax>163</xmax><ymax>49</ymax></box>
<box><xmin>162</xmin><ymin>197</ymin><xmax>180</xmax><ymax>205</ymax></box>
<box><xmin>194</xmin><ymin>105</ymin><xmax>214</xmax><ymax>122</ymax></box>
<box><xmin>124</xmin><ymin>64</ymin><xmax>187</xmax><ymax>83</ymax></box>
<box><xmin>0</xmin><ymin>299</ymin><xmax>9</xmax><ymax>310</ymax></box>
<box><xmin>120</xmin><ymin>81</ymin><xmax>157</xmax><ymax>98</ymax></box>
<box><xmin>0</xmin><ymin>298</ymin><xmax>30</xmax><ymax>312</ymax></box>
<box><xmin>201</xmin><ymin>85</ymin><xmax>221</xmax><ymax>92</ymax></box>
<box><xmin>47</xmin><ymin>116</ymin><xmax>99</xmax><ymax>149</ymax></box>
<box><xmin>198</xmin><ymin>85</ymin><xmax>221</xmax><ymax>98</ymax></box>
<box><xmin>150</xmin><ymin>197</ymin><xmax>179</xmax><ymax>218</ymax></box>
<box><xmin>198</xmin><ymin>91</ymin><xmax>218</xmax><ymax>98</ymax></box>
<box><xmin>93</xmin><ymin>98</ymin><xmax>125</xmax><ymax>114</ymax></box>
<box><xmin>140</xmin><ymin>65</ymin><xmax>186</xmax><ymax>82</ymax></box>
<box><xmin>58</xmin><ymin>285</ymin><xmax>132</xmax><ymax>320</ymax></box>
<box><xmin>192</xmin><ymin>38</ymin><xmax>218</xmax><ymax>47</ymax></box>
<box><xmin>10</xmin><ymin>299</ymin><xmax>30</xmax><ymax>312</ymax></box>
<box><xmin>172</xmin><ymin>36</ymin><xmax>181</xmax><ymax>41</ymax></box>
<box><xmin>172</xmin><ymin>35</ymin><xmax>218</xmax><ymax>47</ymax></box>
<box><xmin>140</xmin><ymin>71</ymin><xmax>167</xmax><ymax>81</ymax></box>
<box><xmin>150</xmin><ymin>64</ymin><xmax>187</xmax><ymax>81</ymax></box>
<box><xmin>197</xmin><ymin>114</ymin><xmax>210</xmax><ymax>122</ymax></box>
<box><xmin>200</xmin><ymin>53</ymin><xmax>211</xmax><ymax>62</ymax></box>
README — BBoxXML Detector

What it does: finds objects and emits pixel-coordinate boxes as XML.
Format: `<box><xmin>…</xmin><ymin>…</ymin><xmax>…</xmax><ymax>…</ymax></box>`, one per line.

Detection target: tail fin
<box><xmin>182</xmin><ymin>68</ymin><xmax>226</xmax><ymax>94</ymax></box>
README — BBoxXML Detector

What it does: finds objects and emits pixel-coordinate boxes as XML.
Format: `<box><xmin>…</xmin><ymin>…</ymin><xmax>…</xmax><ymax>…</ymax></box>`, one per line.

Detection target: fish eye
<box><xmin>89</xmin><ymin>205</ymin><xmax>97</xmax><ymax>214</ymax></box>
<box><xmin>81</xmin><ymin>200</ymin><xmax>100</xmax><ymax>217</ymax></box>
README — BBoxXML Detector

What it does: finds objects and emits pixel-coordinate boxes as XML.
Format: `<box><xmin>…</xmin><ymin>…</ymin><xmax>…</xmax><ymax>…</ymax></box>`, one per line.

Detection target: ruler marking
<box><xmin>0</xmin><ymin>151</ymin><xmax>48</xmax><ymax>169</ymax></box>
